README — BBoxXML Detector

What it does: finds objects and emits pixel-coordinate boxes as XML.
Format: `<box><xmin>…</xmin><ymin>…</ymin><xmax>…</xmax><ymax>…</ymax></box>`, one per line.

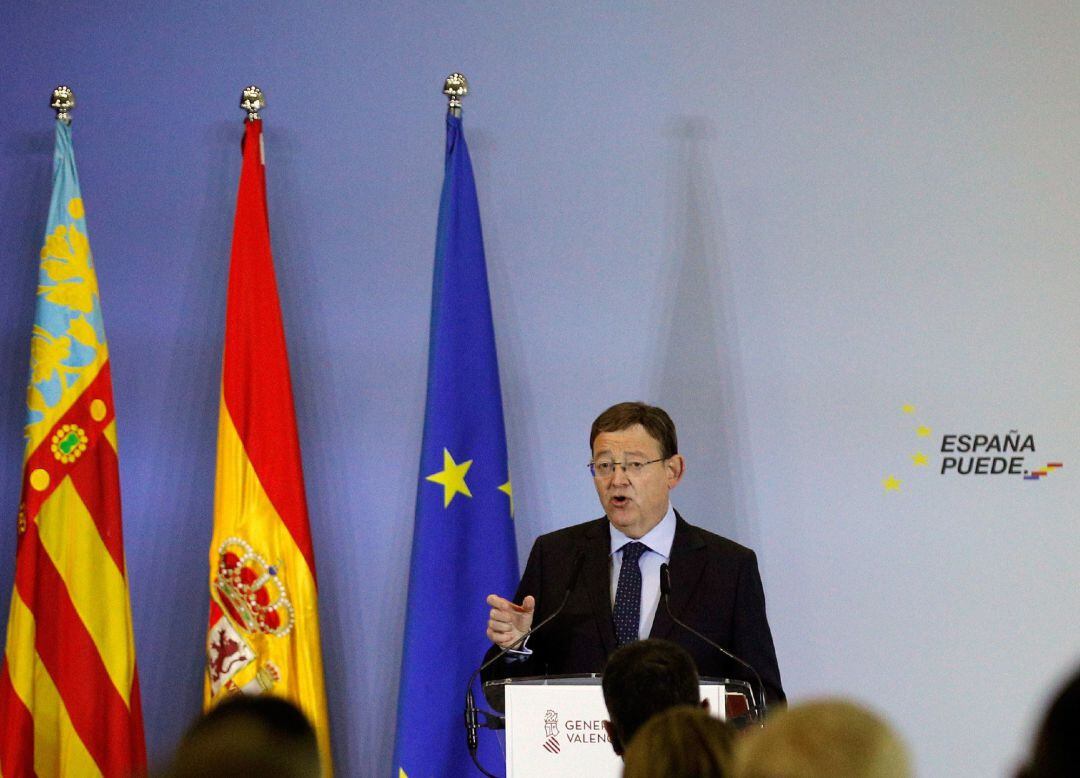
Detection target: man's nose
<box><xmin>610</xmin><ymin>463</ymin><xmax>631</xmax><ymax>484</ymax></box>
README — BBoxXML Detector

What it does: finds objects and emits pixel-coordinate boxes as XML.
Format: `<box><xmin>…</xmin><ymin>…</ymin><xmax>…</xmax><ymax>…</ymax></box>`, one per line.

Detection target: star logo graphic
<box><xmin>425</xmin><ymin>448</ymin><xmax>473</xmax><ymax>508</ymax></box>
<box><xmin>885</xmin><ymin>403</ymin><xmax>928</xmax><ymax>493</ymax></box>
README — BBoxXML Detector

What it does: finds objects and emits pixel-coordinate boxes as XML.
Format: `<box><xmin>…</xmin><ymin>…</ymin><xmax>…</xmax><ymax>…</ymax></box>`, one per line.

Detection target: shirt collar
<box><xmin>609</xmin><ymin>504</ymin><xmax>676</xmax><ymax>559</ymax></box>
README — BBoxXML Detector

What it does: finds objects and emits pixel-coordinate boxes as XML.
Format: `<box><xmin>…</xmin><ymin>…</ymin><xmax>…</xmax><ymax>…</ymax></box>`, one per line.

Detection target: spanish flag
<box><xmin>0</xmin><ymin>120</ymin><xmax>146</xmax><ymax>776</ymax></box>
<box><xmin>204</xmin><ymin>116</ymin><xmax>333</xmax><ymax>774</ymax></box>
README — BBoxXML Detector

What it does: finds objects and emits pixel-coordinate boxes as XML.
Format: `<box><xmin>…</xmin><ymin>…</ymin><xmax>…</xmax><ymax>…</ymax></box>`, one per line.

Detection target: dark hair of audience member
<box><xmin>163</xmin><ymin>693</ymin><xmax>321</xmax><ymax>778</ymax></box>
<box><xmin>623</xmin><ymin>705</ymin><xmax>735</xmax><ymax>778</ymax></box>
<box><xmin>601</xmin><ymin>638</ymin><xmax>701</xmax><ymax>755</ymax></box>
<box><xmin>1018</xmin><ymin>665</ymin><xmax>1080</xmax><ymax>778</ymax></box>
<box><xmin>732</xmin><ymin>698</ymin><xmax>911</xmax><ymax>778</ymax></box>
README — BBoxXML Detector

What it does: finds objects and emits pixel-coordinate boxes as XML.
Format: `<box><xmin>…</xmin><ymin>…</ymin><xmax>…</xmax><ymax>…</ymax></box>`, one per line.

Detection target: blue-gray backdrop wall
<box><xmin>2</xmin><ymin>3</ymin><xmax>1077</xmax><ymax>776</ymax></box>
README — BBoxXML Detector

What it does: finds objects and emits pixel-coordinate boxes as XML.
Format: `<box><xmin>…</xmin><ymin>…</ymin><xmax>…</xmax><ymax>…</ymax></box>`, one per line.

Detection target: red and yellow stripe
<box><xmin>1</xmin><ymin>361</ymin><xmax>145</xmax><ymax>778</ymax></box>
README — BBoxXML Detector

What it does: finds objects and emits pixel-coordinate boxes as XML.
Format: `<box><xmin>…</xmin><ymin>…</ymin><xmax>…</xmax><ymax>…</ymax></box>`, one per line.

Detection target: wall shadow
<box><xmin>469</xmin><ymin>125</ymin><xmax>553</xmax><ymax>561</ymax></box>
<box><xmin>649</xmin><ymin>118</ymin><xmax>758</xmax><ymax>548</ymax></box>
<box><xmin>128</xmin><ymin>119</ymin><xmax>234</xmax><ymax>764</ymax></box>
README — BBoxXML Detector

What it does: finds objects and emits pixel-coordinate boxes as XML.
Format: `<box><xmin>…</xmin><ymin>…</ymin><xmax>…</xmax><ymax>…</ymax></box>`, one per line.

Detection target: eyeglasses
<box><xmin>587</xmin><ymin>458</ymin><xmax>666</xmax><ymax>478</ymax></box>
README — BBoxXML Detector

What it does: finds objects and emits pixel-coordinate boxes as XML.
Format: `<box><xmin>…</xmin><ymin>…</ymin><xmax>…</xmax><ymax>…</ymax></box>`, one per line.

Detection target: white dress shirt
<box><xmin>609</xmin><ymin>504</ymin><xmax>676</xmax><ymax>641</ymax></box>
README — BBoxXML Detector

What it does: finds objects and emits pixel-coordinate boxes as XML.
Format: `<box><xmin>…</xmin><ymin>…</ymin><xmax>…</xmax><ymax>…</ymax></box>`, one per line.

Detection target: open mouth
<box><xmin>610</xmin><ymin>495</ymin><xmax>630</xmax><ymax>508</ymax></box>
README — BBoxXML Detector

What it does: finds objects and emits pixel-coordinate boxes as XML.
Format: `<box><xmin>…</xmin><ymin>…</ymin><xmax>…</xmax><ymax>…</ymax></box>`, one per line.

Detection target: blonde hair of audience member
<box><xmin>732</xmin><ymin>698</ymin><xmax>911</xmax><ymax>778</ymax></box>
<box><xmin>622</xmin><ymin>705</ymin><xmax>735</xmax><ymax>778</ymax></box>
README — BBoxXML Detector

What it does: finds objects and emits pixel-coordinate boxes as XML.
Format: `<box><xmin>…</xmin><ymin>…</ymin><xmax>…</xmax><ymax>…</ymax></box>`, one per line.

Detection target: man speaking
<box><xmin>483</xmin><ymin>402</ymin><xmax>785</xmax><ymax>706</ymax></box>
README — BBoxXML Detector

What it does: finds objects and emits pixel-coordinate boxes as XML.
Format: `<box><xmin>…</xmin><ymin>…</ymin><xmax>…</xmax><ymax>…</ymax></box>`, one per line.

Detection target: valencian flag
<box><xmin>0</xmin><ymin>119</ymin><xmax>146</xmax><ymax>776</ymax></box>
<box><xmin>204</xmin><ymin>114</ymin><xmax>333</xmax><ymax>773</ymax></box>
<box><xmin>393</xmin><ymin>109</ymin><xmax>520</xmax><ymax>776</ymax></box>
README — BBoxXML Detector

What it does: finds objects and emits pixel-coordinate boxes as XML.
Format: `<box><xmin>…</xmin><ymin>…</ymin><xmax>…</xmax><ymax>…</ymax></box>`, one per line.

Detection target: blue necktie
<box><xmin>613</xmin><ymin>542</ymin><xmax>646</xmax><ymax>646</ymax></box>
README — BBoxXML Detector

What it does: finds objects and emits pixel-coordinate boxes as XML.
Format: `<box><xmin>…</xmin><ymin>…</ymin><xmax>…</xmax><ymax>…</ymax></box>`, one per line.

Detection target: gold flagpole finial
<box><xmin>51</xmin><ymin>86</ymin><xmax>75</xmax><ymax>125</ymax></box>
<box><xmin>240</xmin><ymin>85</ymin><xmax>266</xmax><ymax>122</ymax></box>
<box><xmin>443</xmin><ymin>73</ymin><xmax>468</xmax><ymax>117</ymax></box>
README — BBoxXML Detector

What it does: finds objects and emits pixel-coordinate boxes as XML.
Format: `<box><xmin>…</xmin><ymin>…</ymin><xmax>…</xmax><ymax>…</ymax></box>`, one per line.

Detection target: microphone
<box><xmin>464</xmin><ymin>551</ymin><xmax>586</xmax><ymax>775</ymax></box>
<box><xmin>660</xmin><ymin>563</ymin><xmax>767</xmax><ymax>722</ymax></box>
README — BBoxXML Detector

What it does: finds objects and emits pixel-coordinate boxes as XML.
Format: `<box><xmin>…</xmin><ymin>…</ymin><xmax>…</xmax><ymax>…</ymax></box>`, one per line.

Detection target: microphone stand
<box><xmin>660</xmin><ymin>563</ymin><xmax>767</xmax><ymax>723</ymax></box>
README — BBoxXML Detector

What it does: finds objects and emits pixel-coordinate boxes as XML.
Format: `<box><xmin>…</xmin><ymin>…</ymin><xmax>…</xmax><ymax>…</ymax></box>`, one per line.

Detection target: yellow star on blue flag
<box><xmin>498</xmin><ymin>479</ymin><xmax>514</xmax><ymax>517</ymax></box>
<box><xmin>426</xmin><ymin>448</ymin><xmax>473</xmax><ymax>507</ymax></box>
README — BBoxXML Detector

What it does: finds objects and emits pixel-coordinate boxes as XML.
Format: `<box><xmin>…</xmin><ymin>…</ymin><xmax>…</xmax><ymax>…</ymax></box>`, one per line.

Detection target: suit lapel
<box><xmin>649</xmin><ymin>512</ymin><xmax>707</xmax><ymax>641</ymax></box>
<box><xmin>581</xmin><ymin>518</ymin><xmax>617</xmax><ymax>656</ymax></box>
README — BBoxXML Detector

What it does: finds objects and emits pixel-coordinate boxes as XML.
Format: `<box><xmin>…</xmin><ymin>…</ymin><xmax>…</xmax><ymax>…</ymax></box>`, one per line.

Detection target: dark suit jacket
<box><xmin>482</xmin><ymin>512</ymin><xmax>785</xmax><ymax>707</ymax></box>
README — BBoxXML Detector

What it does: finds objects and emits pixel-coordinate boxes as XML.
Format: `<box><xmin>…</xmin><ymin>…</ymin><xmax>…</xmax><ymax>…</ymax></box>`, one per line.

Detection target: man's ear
<box><xmin>665</xmin><ymin>454</ymin><xmax>686</xmax><ymax>488</ymax></box>
<box><xmin>602</xmin><ymin>720</ymin><xmax>623</xmax><ymax>757</ymax></box>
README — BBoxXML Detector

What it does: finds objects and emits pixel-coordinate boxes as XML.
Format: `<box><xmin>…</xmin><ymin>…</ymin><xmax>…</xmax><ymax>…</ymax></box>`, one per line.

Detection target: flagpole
<box><xmin>2</xmin><ymin>80</ymin><xmax>148</xmax><ymax>778</ymax></box>
<box><xmin>441</xmin><ymin>71</ymin><xmax>500</xmax><ymax>778</ymax></box>
<box><xmin>240</xmin><ymin>84</ymin><xmax>265</xmax><ymax>121</ymax></box>
<box><xmin>443</xmin><ymin>72</ymin><xmax>468</xmax><ymax>117</ymax></box>
<box><xmin>51</xmin><ymin>85</ymin><xmax>75</xmax><ymax>124</ymax></box>
<box><xmin>394</xmin><ymin>69</ymin><xmax>520</xmax><ymax>777</ymax></box>
<box><xmin>205</xmin><ymin>81</ymin><xmax>334</xmax><ymax>776</ymax></box>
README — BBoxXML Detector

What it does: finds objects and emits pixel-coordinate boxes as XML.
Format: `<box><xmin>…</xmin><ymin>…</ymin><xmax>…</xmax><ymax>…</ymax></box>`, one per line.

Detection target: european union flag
<box><xmin>393</xmin><ymin>113</ymin><xmax>520</xmax><ymax>777</ymax></box>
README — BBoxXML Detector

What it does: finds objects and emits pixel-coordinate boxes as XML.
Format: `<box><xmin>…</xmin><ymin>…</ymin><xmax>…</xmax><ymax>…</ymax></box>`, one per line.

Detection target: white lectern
<box><xmin>483</xmin><ymin>674</ymin><xmax>752</xmax><ymax>778</ymax></box>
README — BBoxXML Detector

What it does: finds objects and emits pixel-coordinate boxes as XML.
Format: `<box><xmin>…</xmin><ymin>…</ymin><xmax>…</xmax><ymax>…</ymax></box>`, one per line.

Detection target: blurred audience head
<box><xmin>601</xmin><ymin>638</ymin><xmax>703</xmax><ymax>756</ymax></box>
<box><xmin>732</xmin><ymin>698</ymin><xmax>911</xmax><ymax>778</ymax></box>
<box><xmin>1017</xmin><ymin>664</ymin><xmax>1080</xmax><ymax>778</ymax></box>
<box><xmin>623</xmin><ymin>704</ymin><xmax>735</xmax><ymax>778</ymax></box>
<box><xmin>164</xmin><ymin>693</ymin><xmax>320</xmax><ymax>778</ymax></box>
